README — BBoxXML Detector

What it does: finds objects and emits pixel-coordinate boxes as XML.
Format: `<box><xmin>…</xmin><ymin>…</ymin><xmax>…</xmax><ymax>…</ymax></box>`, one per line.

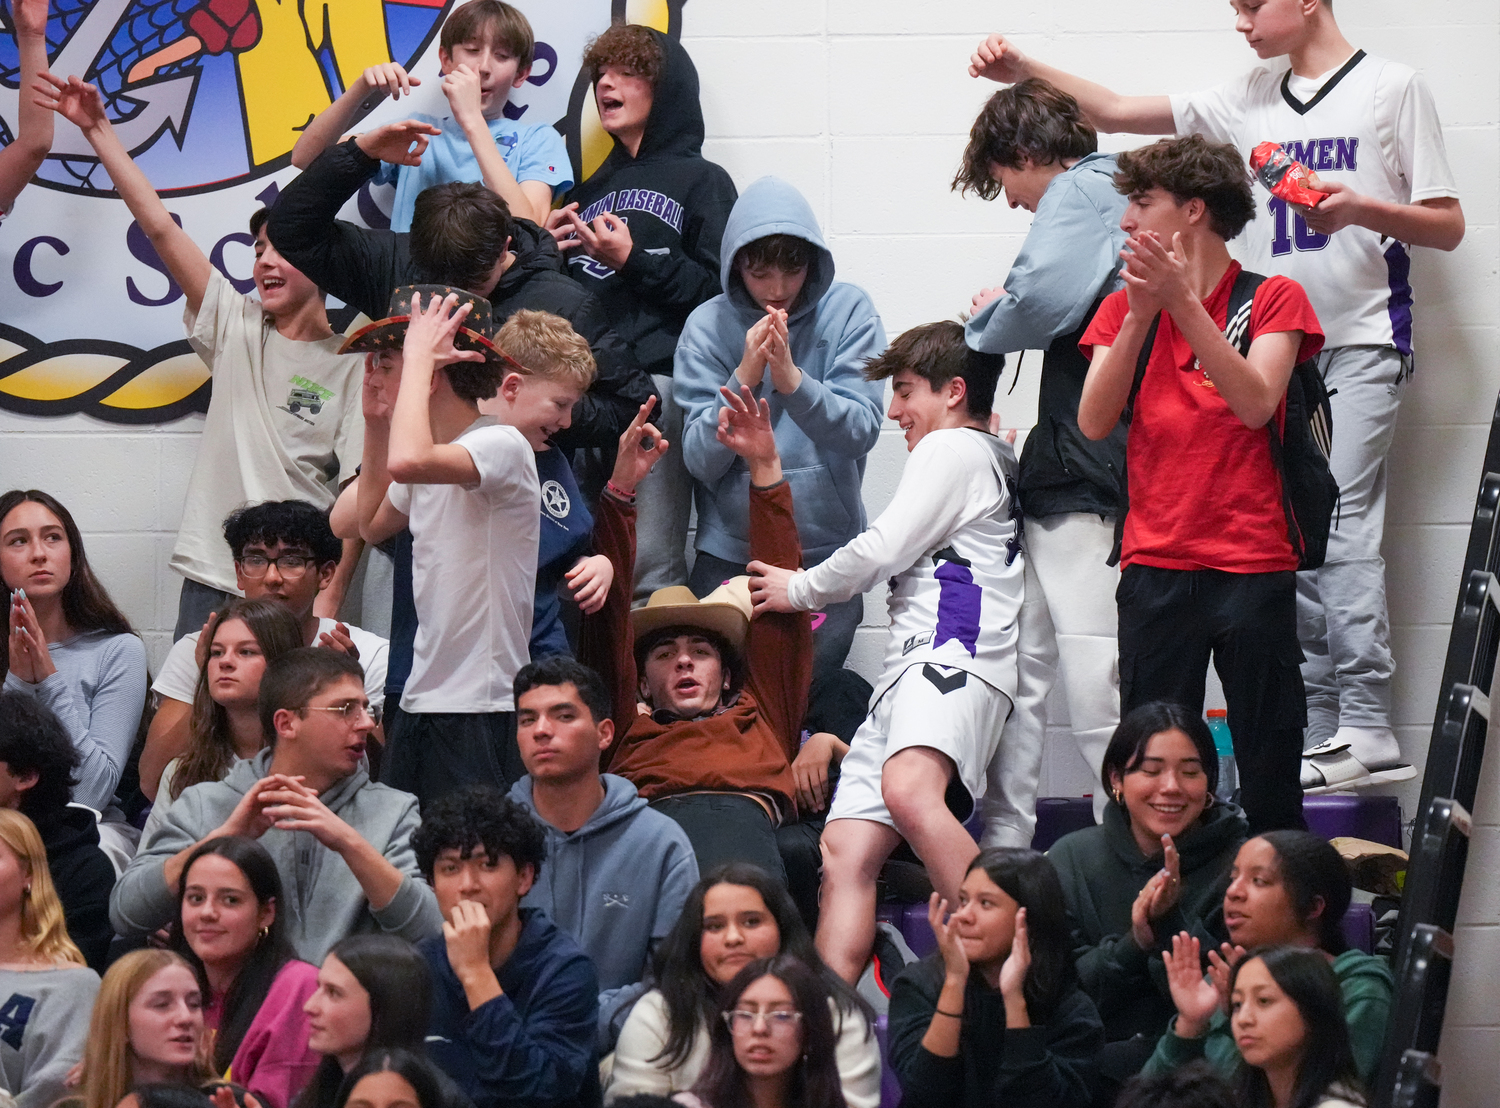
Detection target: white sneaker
<box><xmin>1301</xmin><ymin>726</ymin><xmax>1417</xmax><ymax>792</ymax></box>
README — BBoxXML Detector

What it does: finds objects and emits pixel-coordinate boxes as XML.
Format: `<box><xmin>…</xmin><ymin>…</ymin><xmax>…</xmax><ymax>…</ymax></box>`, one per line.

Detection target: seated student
<box><xmin>2</xmin><ymin>489</ymin><xmax>148</xmax><ymax>814</ymax></box>
<box><xmin>683</xmin><ymin>955</ymin><xmax>849</xmax><ymax>1108</ymax></box>
<box><xmin>0</xmin><ymin>0</ymin><xmax>51</xmax><ymax>219</ymax></box>
<box><xmin>296</xmin><ymin>935</ymin><xmax>471</xmax><ymax>1108</ymax></box>
<box><xmin>267</xmin><ymin>128</ymin><xmax>656</xmax><ymax>454</ymax></box>
<box><xmin>747</xmin><ymin>322</ymin><xmax>1022</xmax><ymax>983</ymax></box>
<box><xmin>143</xmin><ymin>502</ymin><xmax>391</xmax><ymax>803</ymax></box>
<box><xmin>606</xmin><ymin>864</ymin><xmax>878</xmax><ymax>1108</ymax></box>
<box><xmin>331</xmin><ymin>1051</ymin><xmax>458</xmax><ymax>1108</ymax></box>
<box><xmin>60</xmin><ymin>949</ymin><xmax>216</xmax><ymax>1108</ymax></box>
<box><xmin>477</xmin><ymin>311</ymin><xmax>610</xmax><ymax>662</ymax></box>
<box><xmin>142</xmin><ymin>601</ymin><xmax>304</xmax><ymax>845</ymax></box>
<box><xmin>37</xmin><ymin>75</ymin><xmax>366</xmax><ymax>641</ymax></box>
<box><xmin>508</xmin><ymin>656</ymin><xmax>699</xmax><ymax>1035</ymax></box>
<box><xmin>887</xmin><ymin>849</ymin><xmax>1103</xmax><ymax>1108</ymax></box>
<box><xmin>0</xmin><ymin>692</ymin><xmax>116</xmax><ymax>970</ymax></box>
<box><xmin>1046</xmin><ymin>703</ymin><xmax>1246</xmax><ymax>1068</ymax></box>
<box><xmin>409</xmin><ymin>787</ymin><xmax>600</xmax><ymax>1108</ymax></box>
<box><xmin>1114</xmin><ymin>1063</ymin><xmax>1237</xmax><ymax>1108</ymax></box>
<box><xmin>350</xmin><ymin>293</ymin><xmax>553</xmax><ymax>804</ymax></box>
<box><xmin>579</xmin><ymin>392</ymin><xmax>810</xmax><ymax>879</ymax></box>
<box><xmin>112</xmin><ymin>649</ymin><xmax>443</xmax><ymax>963</ymax></box>
<box><xmin>953</xmin><ymin>78</ymin><xmax>1128</xmax><ymax>839</ymax></box>
<box><xmin>1224</xmin><ymin>948</ymin><xmax>1365</xmax><ymax>1108</ymax></box>
<box><xmin>545</xmin><ymin>22</ymin><xmax>738</xmax><ymax>598</ymax></box>
<box><xmin>1143</xmin><ymin>832</ymin><xmax>1392</xmax><ymax>1086</ymax></box>
<box><xmin>292</xmin><ymin>1</ymin><xmax>569</xmax><ymax>229</ymax></box>
<box><xmin>676</xmin><ymin>176</ymin><xmax>886</xmax><ymax>680</ymax></box>
<box><xmin>1076</xmin><ymin>135</ymin><xmax>1324</xmax><ymax>834</ymax></box>
<box><xmin>0</xmin><ymin>809</ymin><xmax>101</xmax><ymax>1108</ymax></box>
<box><xmin>171</xmin><ymin>837</ymin><xmax>320</xmax><ymax>1108</ymax></box>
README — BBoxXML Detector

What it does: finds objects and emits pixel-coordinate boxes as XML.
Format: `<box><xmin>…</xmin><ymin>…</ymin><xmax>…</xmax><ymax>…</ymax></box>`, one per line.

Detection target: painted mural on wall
<box><xmin>0</xmin><ymin>0</ymin><xmax>681</xmax><ymax>422</ymax></box>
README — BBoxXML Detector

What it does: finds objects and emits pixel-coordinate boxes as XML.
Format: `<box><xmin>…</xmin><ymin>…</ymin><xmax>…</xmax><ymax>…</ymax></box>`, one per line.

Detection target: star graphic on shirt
<box><xmin>541</xmin><ymin>480</ymin><xmax>571</xmax><ymax>519</ymax></box>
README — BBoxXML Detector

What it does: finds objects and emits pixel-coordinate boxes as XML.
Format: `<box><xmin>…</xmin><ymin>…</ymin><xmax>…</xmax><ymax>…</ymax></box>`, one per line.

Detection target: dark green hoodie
<box><xmin>1047</xmin><ymin>799</ymin><xmax>1248</xmax><ymax>1042</ymax></box>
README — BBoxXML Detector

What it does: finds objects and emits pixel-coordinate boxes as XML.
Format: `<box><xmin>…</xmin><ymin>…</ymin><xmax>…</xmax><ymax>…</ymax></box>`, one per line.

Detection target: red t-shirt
<box><xmin>1081</xmin><ymin>262</ymin><xmax>1325</xmax><ymax>573</ymax></box>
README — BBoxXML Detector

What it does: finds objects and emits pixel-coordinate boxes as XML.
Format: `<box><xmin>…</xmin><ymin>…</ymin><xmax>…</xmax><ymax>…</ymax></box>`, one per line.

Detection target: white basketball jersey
<box><xmin>1172</xmin><ymin>52</ymin><xmax>1459</xmax><ymax>352</ymax></box>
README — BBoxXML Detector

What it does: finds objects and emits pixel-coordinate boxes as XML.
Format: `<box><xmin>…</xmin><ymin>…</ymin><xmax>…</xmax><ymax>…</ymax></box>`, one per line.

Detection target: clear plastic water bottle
<box><xmin>1206</xmin><ymin>709</ymin><xmax>1238</xmax><ymax>803</ymax></box>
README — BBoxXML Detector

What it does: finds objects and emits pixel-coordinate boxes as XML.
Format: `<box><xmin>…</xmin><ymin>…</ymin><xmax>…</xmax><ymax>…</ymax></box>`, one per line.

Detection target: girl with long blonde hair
<box><xmin>0</xmin><ymin>808</ymin><xmax>100</xmax><ymax>1108</ymax></box>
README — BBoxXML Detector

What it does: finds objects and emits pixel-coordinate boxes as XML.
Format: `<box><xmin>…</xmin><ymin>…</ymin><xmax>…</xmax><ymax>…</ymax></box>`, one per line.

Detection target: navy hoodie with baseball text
<box><xmin>563</xmin><ymin>28</ymin><xmax>738</xmax><ymax>376</ymax></box>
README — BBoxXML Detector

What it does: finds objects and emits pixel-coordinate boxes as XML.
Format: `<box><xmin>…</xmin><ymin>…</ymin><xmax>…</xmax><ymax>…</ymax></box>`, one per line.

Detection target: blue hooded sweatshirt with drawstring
<box><xmin>675</xmin><ymin>176</ymin><xmax>887</xmax><ymax>566</ymax></box>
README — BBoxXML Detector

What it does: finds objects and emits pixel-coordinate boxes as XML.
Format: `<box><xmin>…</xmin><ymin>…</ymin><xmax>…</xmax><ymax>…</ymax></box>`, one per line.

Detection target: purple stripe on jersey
<box><xmin>934</xmin><ymin>560</ymin><xmax>981</xmax><ymax>658</ymax></box>
<box><xmin>1384</xmin><ymin>241</ymin><xmax>1414</xmax><ymax>357</ymax></box>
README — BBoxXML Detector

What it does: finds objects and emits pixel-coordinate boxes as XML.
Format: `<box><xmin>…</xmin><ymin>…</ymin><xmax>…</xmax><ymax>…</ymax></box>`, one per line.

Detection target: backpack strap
<box><xmin>1108</xmin><ymin>312</ymin><xmax>1162</xmax><ymax>566</ymax></box>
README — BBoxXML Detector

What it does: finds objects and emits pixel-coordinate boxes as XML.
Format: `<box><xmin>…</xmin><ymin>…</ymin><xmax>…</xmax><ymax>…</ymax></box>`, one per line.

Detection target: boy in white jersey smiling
<box><xmin>748</xmin><ymin>322</ymin><xmax>1023</xmax><ymax>983</ymax></box>
<box><xmin>966</xmin><ymin>0</ymin><xmax>1464</xmax><ymax>793</ymax></box>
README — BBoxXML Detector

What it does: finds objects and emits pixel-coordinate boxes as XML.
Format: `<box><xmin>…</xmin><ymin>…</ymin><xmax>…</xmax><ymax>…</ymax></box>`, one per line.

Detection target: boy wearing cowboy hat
<box><xmin>351</xmin><ymin>289</ymin><xmax>588</xmax><ymax>806</ymax></box>
<box><xmin>577</xmin><ymin>387</ymin><xmax>811</xmax><ymax>882</ymax></box>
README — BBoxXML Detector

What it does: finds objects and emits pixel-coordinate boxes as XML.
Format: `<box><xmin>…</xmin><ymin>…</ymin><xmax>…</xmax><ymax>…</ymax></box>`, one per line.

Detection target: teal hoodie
<box><xmin>676</xmin><ymin>176</ymin><xmax>887</xmax><ymax>564</ymax></box>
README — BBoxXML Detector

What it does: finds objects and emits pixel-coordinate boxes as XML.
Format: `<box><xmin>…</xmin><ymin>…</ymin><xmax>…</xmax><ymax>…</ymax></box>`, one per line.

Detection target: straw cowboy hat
<box><xmin>632</xmin><ymin>578</ymin><xmax>754</xmax><ymax>653</ymax></box>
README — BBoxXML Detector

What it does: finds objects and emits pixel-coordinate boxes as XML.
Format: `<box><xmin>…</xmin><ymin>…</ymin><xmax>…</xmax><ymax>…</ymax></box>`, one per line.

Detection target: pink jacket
<box><xmin>222</xmin><ymin>960</ymin><xmax>321</xmax><ymax>1108</ymax></box>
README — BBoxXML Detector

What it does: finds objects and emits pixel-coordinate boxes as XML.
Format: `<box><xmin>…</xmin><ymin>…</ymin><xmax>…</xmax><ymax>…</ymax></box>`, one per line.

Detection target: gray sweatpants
<box><xmin>631</xmin><ymin>372</ymin><xmax>694</xmax><ymax>603</ymax></box>
<box><xmin>1297</xmin><ymin>344</ymin><xmax>1409</xmax><ymax>743</ymax></box>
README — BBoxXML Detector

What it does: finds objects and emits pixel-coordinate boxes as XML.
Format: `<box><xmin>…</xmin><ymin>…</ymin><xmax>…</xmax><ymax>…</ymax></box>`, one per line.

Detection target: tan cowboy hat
<box><xmin>632</xmin><ymin>578</ymin><xmax>753</xmax><ymax>653</ymax></box>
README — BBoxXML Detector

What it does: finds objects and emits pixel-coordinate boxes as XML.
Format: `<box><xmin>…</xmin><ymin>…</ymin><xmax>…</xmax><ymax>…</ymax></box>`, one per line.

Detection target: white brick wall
<box><xmin>1</xmin><ymin>4</ymin><xmax>1497</xmax><ymax>1087</ymax></box>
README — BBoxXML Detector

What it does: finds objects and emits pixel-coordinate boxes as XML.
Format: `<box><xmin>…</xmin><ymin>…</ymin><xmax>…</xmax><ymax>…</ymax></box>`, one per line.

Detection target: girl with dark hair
<box><xmin>887</xmin><ymin>848</ymin><xmax>1102</xmax><ymax>1108</ymax></box>
<box><xmin>1046</xmin><ymin>702</ymin><xmax>1247</xmax><ymax>1051</ymax></box>
<box><xmin>1</xmin><ymin>488</ymin><xmax>148</xmax><ymax>812</ymax></box>
<box><xmin>142</xmin><ymin>601</ymin><xmax>303</xmax><ymax>843</ymax></box>
<box><xmin>171</xmin><ymin>837</ymin><xmax>319</xmax><ymax>1108</ymax></box>
<box><xmin>332</xmin><ymin>1050</ymin><xmax>449</xmax><ymax>1108</ymax></box>
<box><xmin>295</xmin><ymin>936</ymin><xmax>471</xmax><ymax>1108</ymax></box>
<box><xmin>607</xmin><ymin>864</ymin><xmax>878</xmax><ymax>1106</ymax></box>
<box><xmin>1228</xmin><ymin>947</ymin><xmax>1364</xmax><ymax>1108</ymax></box>
<box><xmin>682</xmin><ymin>956</ymin><xmax>846</xmax><ymax>1108</ymax></box>
<box><xmin>1143</xmin><ymin>832</ymin><xmax>1392</xmax><ymax>1086</ymax></box>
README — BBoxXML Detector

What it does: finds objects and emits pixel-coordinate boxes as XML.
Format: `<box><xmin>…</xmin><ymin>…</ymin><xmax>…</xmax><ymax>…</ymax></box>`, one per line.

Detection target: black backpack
<box><xmin>1110</xmin><ymin>269</ymin><xmax>1338</xmax><ymax>570</ymax></box>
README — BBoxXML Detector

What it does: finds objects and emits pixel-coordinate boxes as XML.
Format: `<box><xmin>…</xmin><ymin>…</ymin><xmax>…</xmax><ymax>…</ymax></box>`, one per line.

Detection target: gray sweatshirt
<box><xmin>0</xmin><ymin>965</ymin><xmax>101</xmax><ymax>1108</ymax></box>
<box><xmin>110</xmin><ymin>749</ymin><xmax>442</xmax><ymax>962</ymax></box>
<box><xmin>509</xmin><ymin>774</ymin><xmax>698</xmax><ymax>1002</ymax></box>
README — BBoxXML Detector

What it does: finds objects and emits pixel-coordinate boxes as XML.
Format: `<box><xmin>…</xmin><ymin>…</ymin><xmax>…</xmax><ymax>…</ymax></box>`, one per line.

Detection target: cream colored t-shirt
<box><xmin>170</xmin><ymin>269</ymin><xmax>365</xmax><ymax>592</ymax></box>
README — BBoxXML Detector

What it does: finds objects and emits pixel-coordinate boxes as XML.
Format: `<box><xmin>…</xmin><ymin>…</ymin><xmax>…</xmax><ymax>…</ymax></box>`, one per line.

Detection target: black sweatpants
<box><xmin>380</xmin><ymin>707</ymin><xmax>524</xmax><ymax>810</ymax></box>
<box><xmin>1117</xmin><ymin>564</ymin><xmax>1307</xmax><ymax>833</ymax></box>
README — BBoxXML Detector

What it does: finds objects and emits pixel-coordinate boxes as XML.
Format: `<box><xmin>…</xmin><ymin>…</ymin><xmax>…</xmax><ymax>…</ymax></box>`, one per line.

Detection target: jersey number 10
<box><xmin>1267</xmin><ymin>196</ymin><xmax>1331</xmax><ymax>256</ymax></box>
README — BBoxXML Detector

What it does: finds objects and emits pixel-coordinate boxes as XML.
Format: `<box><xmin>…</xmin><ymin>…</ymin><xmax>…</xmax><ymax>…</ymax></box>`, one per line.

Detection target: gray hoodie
<box><xmin>675</xmin><ymin>176</ymin><xmax>887</xmax><ymax>564</ymax></box>
<box><xmin>111</xmin><ymin>750</ymin><xmax>442</xmax><ymax>963</ymax></box>
<box><xmin>0</xmin><ymin>966</ymin><xmax>100</xmax><ymax>1108</ymax></box>
<box><xmin>508</xmin><ymin>774</ymin><xmax>698</xmax><ymax>1002</ymax></box>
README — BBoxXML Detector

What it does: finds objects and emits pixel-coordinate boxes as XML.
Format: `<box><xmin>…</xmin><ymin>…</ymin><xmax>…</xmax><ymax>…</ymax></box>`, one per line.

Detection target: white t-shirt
<box><xmin>172</xmin><ymin>269</ymin><xmax>365</xmax><ymax>592</ymax></box>
<box><xmin>1171</xmin><ymin>52</ymin><xmax>1459</xmax><ymax>351</ymax></box>
<box><xmin>787</xmin><ymin>428</ymin><xmax>1024</xmax><ymax>702</ymax></box>
<box><xmin>387</xmin><ymin>419</ymin><xmax>539</xmax><ymax>713</ymax></box>
<box><xmin>152</xmin><ymin>618</ymin><xmax>389</xmax><ymax>709</ymax></box>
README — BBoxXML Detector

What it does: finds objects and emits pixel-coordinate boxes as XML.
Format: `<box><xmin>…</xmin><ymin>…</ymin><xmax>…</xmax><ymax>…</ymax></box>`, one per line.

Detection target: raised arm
<box><xmin>0</xmin><ymin>0</ymin><xmax>53</xmax><ymax>213</ymax></box>
<box><xmin>968</xmin><ymin>33</ymin><xmax>1174</xmax><ymax>135</ymax></box>
<box><xmin>441</xmin><ymin>65</ymin><xmax>550</xmax><ymax>224</ymax></box>
<box><xmin>34</xmin><ymin>74</ymin><xmax>212</xmax><ymax>313</ymax></box>
<box><xmin>291</xmin><ymin>62</ymin><xmax>420</xmax><ymax>168</ymax></box>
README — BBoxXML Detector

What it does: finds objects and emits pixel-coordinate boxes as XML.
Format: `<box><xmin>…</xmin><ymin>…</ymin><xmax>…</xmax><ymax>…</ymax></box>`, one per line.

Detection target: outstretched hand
<box><xmin>360</xmin><ymin>62</ymin><xmax>419</xmax><ymax>102</ymax></box>
<box><xmin>402</xmin><ymin>291</ymin><xmax>486</xmax><ymax>369</ymax></box>
<box><xmin>32</xmin><ymin>72</ymin><xmax>107</xmax><ymax>132</ymax></box>
<box><xmin>356</xmin><ymin>119</ymin><xmax>441</xmax><ymax>166</ymax></box>
<box><xmin>1205</xmin><ymin>941</ymin><xmax>1246</xmax><ymax>1014</ymax></box>
<box><xmin>1162</xmin><ymin>932</ymin><xmax>1221</xmax><ymax>1039</ymax></box>
<box><xmin>608</xmin><ymin>397</ymin><xmax>669</xmax><ymax>496</ymax></box>
<box><xmin>716</xmin><ymin>383</ymin><xmax>777</xmax><ymax>467</ymax></box>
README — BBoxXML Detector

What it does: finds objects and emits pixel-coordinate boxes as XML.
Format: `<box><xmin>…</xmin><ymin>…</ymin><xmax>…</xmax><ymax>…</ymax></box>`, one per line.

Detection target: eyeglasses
<box><xmin>722</xmin><ymin>1009</ymin><xmax>803</xmax><ymax>1035</ymax></box>
<box><xmin>238</xmin><ymin>553</ymin><xmax>315</xmax><ymax>578</ymax></box>
<box><xmin>300</xmin><ymin>701</ymin><xmax>376</xmax><ymax>724</ymax></box>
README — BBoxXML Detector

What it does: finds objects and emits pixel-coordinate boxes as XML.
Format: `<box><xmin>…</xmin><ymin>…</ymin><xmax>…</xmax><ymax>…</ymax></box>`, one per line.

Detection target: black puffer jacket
<box><xmin>267</xmin><ymin>138</ymin><xmax>657</xmax><ymax>452</ymax></box>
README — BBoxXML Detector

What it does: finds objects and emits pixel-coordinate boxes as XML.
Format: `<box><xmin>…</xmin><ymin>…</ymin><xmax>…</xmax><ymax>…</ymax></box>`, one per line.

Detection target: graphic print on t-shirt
<box><xmin>280</xmin><ymin>374</ymin><xmax>335</xmax><ymax>424</ymax></box>
<box><xmin>0</xmin><ymin>991</ymin><xmax>35</xmax><ymax>1049</ymax></box>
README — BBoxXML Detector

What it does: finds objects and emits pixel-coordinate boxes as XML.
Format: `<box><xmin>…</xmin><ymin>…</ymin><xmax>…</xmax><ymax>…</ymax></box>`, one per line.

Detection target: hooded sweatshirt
<box><xmin>266</xmin><ymin>139</ymin><xmax>657</xmax><ymax>452</ymax></box>
<box><xmin>1047</xmin><ymin>800</ymin><xmax>1248</xmax><ymax>1043</ymax></box>
<box><xmin>30</xmin><ymin>804</ymin><xmax>116</xmax><ymax>973</ymax></box>
<box><xmin>109</xmin><ymin>749</ymin><xmax>442</xmax><ymax>962</ymax></box>
<box><xmin>676</xmin><ymin>177</ymin><xmax>887</xmax><ymax>565</ymax></box>
<box><xmin>508</xmin><ymin>774</ymin><xmax>698</xmax><ymax>1000</ymax></box>
<box><xmin>564</xmin><ymin>29</ymin><xmax>738</xmax><ymax>377</ymax></box>
<box><xmin>965</xmin><ymin>153</ymin><xmax>1129</xmax><ymax>519</ymax></box>
<box><xmin>0</xmin><ymin>965</ymin><xmax>100</xmax><ymax>1108</ymax></box>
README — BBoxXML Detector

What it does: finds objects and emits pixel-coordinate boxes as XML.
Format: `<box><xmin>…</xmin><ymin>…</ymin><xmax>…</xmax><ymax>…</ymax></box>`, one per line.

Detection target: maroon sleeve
<box><xmin>1250</xmin><ymin>276</ymin><xmax>1326</xmax><ymax>363</ymax></box>
<box><xmin>578</xmin><ymin>492</ymin><xmax>641</xmax><ymax>759</ymax></box>
<box><xmin>744</xmin><ymin>481</ymin><xmax>812</xmax><ymax>763</ymax></box>
<box><xmin>1079</xmin><ymin>289</ymin><xmax>1129</xmax><ymax>360</ymax></box>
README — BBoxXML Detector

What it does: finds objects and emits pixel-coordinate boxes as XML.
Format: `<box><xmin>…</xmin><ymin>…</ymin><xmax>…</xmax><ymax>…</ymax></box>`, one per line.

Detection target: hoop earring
<box><xmin>1112</xmin><ymin>790</ymin><xmax>1124</xmax><ymax>807</ymax></box>
<box><xmin>258</xmin><ymin>926</ymin><xmax>269</xmax><ymax>941</ymax></box>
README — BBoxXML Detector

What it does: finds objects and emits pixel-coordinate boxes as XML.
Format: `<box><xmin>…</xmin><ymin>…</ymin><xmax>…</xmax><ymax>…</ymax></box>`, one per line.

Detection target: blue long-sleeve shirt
<box><xmin>421</xmin><ymin>909</ymin><xmax>601</xmax><ymax>1108</ymax></box>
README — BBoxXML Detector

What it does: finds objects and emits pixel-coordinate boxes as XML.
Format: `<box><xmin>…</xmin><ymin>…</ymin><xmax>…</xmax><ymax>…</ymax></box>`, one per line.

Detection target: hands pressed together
<box><xmin>7</xmin><ymin>589</ymin><xmax>56</xmax><ymax>683</ymax></box>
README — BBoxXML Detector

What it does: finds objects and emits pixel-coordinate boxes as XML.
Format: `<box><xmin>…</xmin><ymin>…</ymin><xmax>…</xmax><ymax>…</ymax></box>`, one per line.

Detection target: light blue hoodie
<box><xmin>676</xmin><ymin>176</ymin><xmax>887</xmax><ymax>564</ymax></box>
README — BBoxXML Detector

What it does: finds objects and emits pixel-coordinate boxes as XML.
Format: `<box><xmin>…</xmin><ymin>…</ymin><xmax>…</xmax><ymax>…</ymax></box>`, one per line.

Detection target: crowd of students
<box><xmin>0</xmin><ymin>0</ymin><xmax>1468</xmax><ymax>1107</ymax></box>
